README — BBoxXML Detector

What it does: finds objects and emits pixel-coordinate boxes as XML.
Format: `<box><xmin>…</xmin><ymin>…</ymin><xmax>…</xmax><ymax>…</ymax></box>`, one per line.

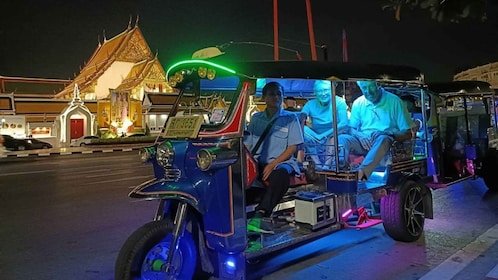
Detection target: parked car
<box><xmin>70</xmin><ymin>135</ymin><xmax>99</xmax><ymax>147</ymax></box>
<box><xmin>25</xmin><ymin>138</ymin><xmax>52</xmax><ymax>149</ymax></box>
<box><xmin>2</xmin><ymin>134</ymin><xmax>29</xmax><ymax>151</ymax></box>
<box><xmin>3</xmin><ymin>135</ymin><xmax>53</xmax><ymax>150</ymax></box>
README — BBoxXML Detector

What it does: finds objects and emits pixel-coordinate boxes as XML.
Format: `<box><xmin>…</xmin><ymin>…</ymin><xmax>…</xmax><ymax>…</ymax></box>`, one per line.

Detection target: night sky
<box><xmin>2</xmin><ymin>0</ymin><xmax>498</xmax><ymax>83</ymax></box>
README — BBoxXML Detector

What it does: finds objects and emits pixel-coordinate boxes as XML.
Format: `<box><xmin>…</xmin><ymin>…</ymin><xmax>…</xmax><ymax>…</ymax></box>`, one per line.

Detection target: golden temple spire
<box><xmin>128</xmin><ymin>15</ymin><xmax>132</xmax><ymax>29</ymax></box>
<box><xmin>72</xmin><ymin>84</ymin><xmax>82</xmax><ymax>103</ymax></box>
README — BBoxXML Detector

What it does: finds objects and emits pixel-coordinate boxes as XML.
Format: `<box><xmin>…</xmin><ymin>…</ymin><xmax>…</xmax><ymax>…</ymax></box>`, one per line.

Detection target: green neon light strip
<box><xmin>166</xmin><ymin>59</ymin><xmax>236</xmax><ymax>79</ymax></box>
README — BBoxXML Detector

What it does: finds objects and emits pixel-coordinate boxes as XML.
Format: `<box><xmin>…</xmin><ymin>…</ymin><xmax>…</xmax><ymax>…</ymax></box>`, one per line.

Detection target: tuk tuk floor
<box><xmin>246</xmin><ymin>216</ymin><xmax>342</xmax><ymax>259</ymax></box>
<box><xmin>425</xmin><ymin>174</ymin><xmax>475</xmax><ymax>189</ymax></box>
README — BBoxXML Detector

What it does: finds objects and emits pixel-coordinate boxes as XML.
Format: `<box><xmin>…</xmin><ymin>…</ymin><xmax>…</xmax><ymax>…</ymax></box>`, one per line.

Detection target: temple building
<box><xmin>0</xmin><ymin>19</ymin><xmax>176</xmax><ymax>146</ymax></box>
<box><xmin>0</xmin><ymin>76</ymin><xmax>73</xmax><ymax>143</ymax></box>
<box><xmin>454</xmin><ymin>62</ymin><xmax>498</xmax><ymax>89</ymax></box>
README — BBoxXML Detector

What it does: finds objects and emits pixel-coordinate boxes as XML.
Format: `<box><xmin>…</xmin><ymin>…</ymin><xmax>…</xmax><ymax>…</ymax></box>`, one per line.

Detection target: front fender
<box><xmin>129</xmin><ymin>178</ymin><xmax>204</xmax><ymax>214</ymax></box>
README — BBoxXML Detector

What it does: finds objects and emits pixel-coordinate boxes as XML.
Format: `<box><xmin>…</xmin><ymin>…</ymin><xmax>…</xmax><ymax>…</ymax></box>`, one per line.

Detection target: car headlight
<box><xmin>156</xmin><ymin>141</ymin><xmax>174</xmax><ymax>168</ymax></box>
<box><xmin>196</xmin><ymin>147</ymin><xmax>238</xmax><ymax>171</ymax></box>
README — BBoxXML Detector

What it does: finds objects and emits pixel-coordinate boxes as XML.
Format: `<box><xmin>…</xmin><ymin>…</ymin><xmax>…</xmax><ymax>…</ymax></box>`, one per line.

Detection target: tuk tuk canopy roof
<box><xmin>228</xmin><ymin>61</ymin><xmax>424</xmax><ymax>83</ymax></box>
<box><xmin>427</xmin><ymin>80</ymin><xmax>495</xmax><ymax>97</ymax></box>
<box><xmin>166</xmin><ymin>59</ymin><xmax>424</xmax><ymax>85</ymax></box>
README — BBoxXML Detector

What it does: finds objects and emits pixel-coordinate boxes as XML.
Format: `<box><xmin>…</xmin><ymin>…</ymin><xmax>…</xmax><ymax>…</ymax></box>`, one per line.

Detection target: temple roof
<box><xmin>0</xmin><ymin>76</ymin><xmax>70</xmax><ymax>98</ymax></box>
<box><xmin>54</xmin><ymin>23</ymin><xmax>167</xmax><ymax>99</ymax></box>
<box><xmin>116</xmin><ymin>57</ymin><xmax>172</xmax><ymax>92</ymax></box>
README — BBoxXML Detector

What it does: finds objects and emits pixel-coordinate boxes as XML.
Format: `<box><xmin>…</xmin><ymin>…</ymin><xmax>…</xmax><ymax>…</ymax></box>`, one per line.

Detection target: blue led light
<box><xmin>224</xmin><ymin>257</ymin><xmax>237</xmax><ymax>274</ymax></box>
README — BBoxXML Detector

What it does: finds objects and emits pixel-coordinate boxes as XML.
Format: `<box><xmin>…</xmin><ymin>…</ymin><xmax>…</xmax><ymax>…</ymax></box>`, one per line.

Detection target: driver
<box><xmin>244</xmin><ymin>81</ymin><xmax>304</xmax><ymax>233</ymax></box>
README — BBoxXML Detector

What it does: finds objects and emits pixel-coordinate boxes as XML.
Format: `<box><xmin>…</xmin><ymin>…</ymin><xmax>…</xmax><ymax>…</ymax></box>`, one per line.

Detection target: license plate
<box><xmin>163</xmin><ymin>115</ymin><xmax>204</xmax><ymax>138</ymax></box>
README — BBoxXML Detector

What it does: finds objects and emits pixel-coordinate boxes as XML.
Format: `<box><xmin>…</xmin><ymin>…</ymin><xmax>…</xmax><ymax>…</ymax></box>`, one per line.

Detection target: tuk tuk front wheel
<box><xmin>380</xmin><ymin>180</ymin><xmax>425</xmax><ymax>242</ymax></box>
<box><xmin>115</xmin><ymin>220</ymin><xmax>197</xmax><ymax>280</ymax></box>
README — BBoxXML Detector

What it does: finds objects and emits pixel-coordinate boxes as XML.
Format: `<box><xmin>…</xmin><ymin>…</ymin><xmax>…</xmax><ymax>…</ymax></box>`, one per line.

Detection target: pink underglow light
<box><xmin>341</xmin><ymin>209</ymin><xmax>353</xmax><ymax>218</ymax></box>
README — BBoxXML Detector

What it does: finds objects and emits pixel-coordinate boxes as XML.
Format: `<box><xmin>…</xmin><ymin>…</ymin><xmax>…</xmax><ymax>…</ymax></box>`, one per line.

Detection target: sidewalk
<box><xmin>0</xmin><ymin>143</ymin><xmax>150</xmax><ymax>159</ymax></box>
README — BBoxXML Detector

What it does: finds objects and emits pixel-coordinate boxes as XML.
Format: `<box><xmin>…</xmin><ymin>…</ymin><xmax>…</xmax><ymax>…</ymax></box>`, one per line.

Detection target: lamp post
<box><xmin>192</xmin><ymin>41</ymin><xmax>303</xmax><ymax>60</ymax></box>
<box><xmin>273</xmin><ymin>0</ymin><xmax>317</xmax><ymax>61</ymax></box>
<box><xmin>305</xmin><ymin>0</ymin><xmax>317</xmax><ymax>61</ymax></box>
<box><xmin>273</xmin><ymin>0</ymin><xmax>279</xmax><ymax>61</ymax></box>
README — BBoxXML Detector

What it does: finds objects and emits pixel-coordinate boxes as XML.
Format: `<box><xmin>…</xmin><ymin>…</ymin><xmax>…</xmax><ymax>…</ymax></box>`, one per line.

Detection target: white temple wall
<box><xmin>94</xmin><ymin>61</ymin><xmax>135</xmax><ymax>99</ymax></box>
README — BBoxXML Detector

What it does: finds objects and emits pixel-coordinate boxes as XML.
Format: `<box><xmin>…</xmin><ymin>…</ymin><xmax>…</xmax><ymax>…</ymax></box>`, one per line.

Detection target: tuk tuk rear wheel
<box><xmin>115</xmin><ymin>220</ymin><xmax>198</xmax><ymax>280</ymax></box>
<box><xmin>380</xmin><ymin>180</ymin><xmax>425</xmax><ymax>242</ymax></box>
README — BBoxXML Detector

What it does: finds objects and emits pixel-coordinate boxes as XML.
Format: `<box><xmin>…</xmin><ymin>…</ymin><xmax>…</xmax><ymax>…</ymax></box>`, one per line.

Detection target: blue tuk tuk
<box><xmin>115</xmin><ymin>59</ymin><xmax>436</xmax><ymax>279</ymax></box>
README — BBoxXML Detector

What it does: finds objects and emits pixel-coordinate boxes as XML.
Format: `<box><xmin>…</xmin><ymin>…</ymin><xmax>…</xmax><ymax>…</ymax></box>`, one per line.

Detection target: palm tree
<box><xmin>381</xmin><ymin>0</ymin><xmax>487</xmax><ymax>22</ymax></box>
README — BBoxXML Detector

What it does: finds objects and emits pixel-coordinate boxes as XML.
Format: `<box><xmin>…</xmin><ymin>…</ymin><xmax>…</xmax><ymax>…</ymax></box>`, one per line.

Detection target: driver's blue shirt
<box><xmin>245</xmin><ymin>108</ymin><xmax>304</xmax><ymax>174</ymax></box>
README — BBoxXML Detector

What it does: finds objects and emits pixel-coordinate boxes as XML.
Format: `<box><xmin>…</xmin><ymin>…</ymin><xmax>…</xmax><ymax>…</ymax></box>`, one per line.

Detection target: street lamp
<box><xmin>192</xmin><ymin>41</ymin><xmax>303</xmax><ymax>61</ymax></box>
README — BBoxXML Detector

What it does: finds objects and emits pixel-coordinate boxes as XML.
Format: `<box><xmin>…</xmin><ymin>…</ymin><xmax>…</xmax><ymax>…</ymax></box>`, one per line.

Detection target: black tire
<box><xmin>381</xmin><ymin>180</ymin><xmax>425</xmax><ymax>242</ymax></box>
<box><xmin>80</xmin><ymin>143</ymin><xmax>86</xmax><ymax>146</ymax></box>
<box><xmin>115</xmin><ymin>220</ymin><xmax>198</xmax><ymax>280</ymax></box>
<box><xmin>480</xmin><ymin>149</ymin><xmax>498</xmax><ymax>191</ymax></box>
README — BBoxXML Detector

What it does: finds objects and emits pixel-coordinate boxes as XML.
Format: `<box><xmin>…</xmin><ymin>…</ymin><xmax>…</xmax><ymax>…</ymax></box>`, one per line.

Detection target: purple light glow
<box><xmin>341</xmin><ymin>209</ymin><xmax>353</xmax><ymax>218</ymax></box>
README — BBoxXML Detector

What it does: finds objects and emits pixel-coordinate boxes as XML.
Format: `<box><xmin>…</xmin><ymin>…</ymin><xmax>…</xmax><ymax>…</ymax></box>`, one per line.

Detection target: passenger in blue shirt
<box><xmin>301</xmin><ymin>80</ymin><xmax>349</xmax><ymax>169</ymax></box>
<box><xmin>244</xmin><ymin>82</ymin><xmax>304</xmax><ymax>233</ymax></box>
<box><xmin>339</xmin><ymin>80</ymin><xmax>413</xmax><ymax>181</ymax></box>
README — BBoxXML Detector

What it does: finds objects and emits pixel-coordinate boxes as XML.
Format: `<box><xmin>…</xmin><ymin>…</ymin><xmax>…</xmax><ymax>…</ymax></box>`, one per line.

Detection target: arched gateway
<box><xmin>58</xmin><ymin>84</ymin><xmax>94</xmax><ymax>145</ymax></box>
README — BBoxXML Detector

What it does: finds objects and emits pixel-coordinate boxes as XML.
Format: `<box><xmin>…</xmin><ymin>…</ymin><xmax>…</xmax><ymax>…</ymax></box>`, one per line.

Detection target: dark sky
<box><xmin>2</xmin><ymin>0</ymin><xmax>498</xmax><ymax>83</ymax></box>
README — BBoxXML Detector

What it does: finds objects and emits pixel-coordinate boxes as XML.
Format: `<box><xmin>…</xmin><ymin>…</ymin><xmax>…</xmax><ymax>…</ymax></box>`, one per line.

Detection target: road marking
<box><xmin>420</xmin><ymin>224</ymin><xmax>498</xmax><ymax>280</ymax></box>
<box><xmin>81</xmin><ymin>175</ymin><xmax>152</xmax><ymax>185</ymax></box>
<box><xmin>0</xmin><ymin>170</ymin><xmax>55</xmax><ymax>176</ymax></box>
<box><xmin>487</xmin><ymin>264</ymin><xmax>498</xmax><ymax>279</ymax></box>
<box><xmin>84</xmin><ymin>170</ymin><xmax>138</xmax><ymax>178</ymax></box>
<box><xmin>82</xmin><ymin>150</ymin><xmax>93</xmax><ymax>154</ymax></box>
<box><xmin>102</xmin><ymin>149</ymin><xmax>114</xmax><ymax>153</ymax></box>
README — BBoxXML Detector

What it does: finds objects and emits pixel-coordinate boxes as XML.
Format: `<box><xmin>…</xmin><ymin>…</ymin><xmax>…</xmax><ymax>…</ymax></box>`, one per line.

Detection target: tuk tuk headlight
<box><xmin>196</xmin><ymin>147</ymin><xmax>238</xmax><ymax>171</ymax></box>
<box><xmin>139</xmin><ymin>146</ymin><xmax>156</xmax><ymax>162</ymax></box>
<box><xmin>156</xmin><ymin>141</ymin><xmax>174</xmax><ymax>168</ymax></box>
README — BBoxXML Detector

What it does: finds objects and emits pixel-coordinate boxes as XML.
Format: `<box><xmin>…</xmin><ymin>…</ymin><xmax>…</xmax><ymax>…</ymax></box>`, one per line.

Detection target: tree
<box><xmin>381</xmin><ymin>0</ymin><xmax>487</xmax><ymax>22</ymax></box>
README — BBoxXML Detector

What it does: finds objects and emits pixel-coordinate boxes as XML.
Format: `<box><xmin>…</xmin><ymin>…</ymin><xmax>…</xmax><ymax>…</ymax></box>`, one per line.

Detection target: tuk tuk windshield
<box><xmin>166</xmin><ymin>76</ymin><xmax>242</xmax><ymax>134</ymax></box>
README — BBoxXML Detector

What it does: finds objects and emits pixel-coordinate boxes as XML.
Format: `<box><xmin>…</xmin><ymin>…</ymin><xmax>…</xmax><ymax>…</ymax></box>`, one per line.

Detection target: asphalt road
<box><xmin>1</xmin><ymin>151</ymin><xmax>497</xmax><ymax>280</ymax></box>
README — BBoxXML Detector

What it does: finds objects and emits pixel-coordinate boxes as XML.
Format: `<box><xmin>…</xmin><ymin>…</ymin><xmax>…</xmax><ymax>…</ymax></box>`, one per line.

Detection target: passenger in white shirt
<box><xmin>339</xmin><ymin>80</ymin><xmax>413</xmax><ymax>180</ymax></box>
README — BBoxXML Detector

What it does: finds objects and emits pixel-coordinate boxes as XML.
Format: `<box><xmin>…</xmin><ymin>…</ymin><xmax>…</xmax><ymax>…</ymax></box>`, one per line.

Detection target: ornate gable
<box><xmin>146</xmin><ymin>60</ymin><xmax>167</xmax><ymax>81</ymax></box>
<box><xmin>116</xmin><ymin>28</ymin><xmax>152</xmax><ymax>62</ymax></box>
<box><xmin>116</xmin><ymin>58</ymin><xmax>171</xmax><ymax>94</ymax></box>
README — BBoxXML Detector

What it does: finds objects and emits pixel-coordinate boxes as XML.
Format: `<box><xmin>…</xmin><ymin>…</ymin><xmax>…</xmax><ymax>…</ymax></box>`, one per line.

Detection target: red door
<box><xmin>70</xmin><ymin>119</ymin><xmax>84</xmax><ymax>140</ymax></box>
